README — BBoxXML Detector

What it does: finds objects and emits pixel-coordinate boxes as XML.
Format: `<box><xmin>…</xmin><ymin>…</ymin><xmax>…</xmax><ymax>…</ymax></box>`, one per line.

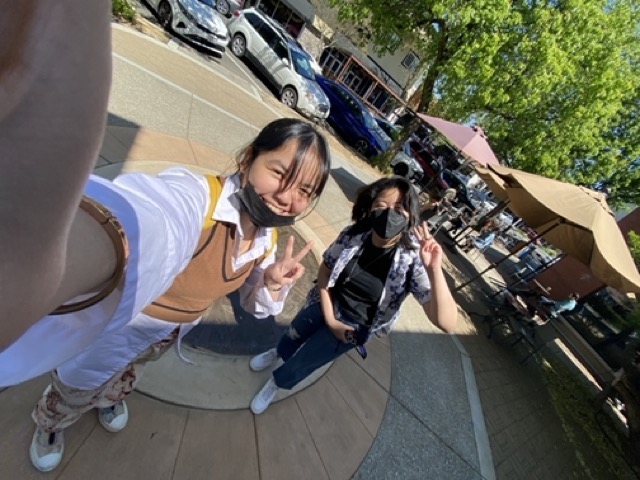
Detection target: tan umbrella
<box><xmin>474</xmin><ymin>164</ymin><xmax>640</xmax><ymax>293</ymax></box>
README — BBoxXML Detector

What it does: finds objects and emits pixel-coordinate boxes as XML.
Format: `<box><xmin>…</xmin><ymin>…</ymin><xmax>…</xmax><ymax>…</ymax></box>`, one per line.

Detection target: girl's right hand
<box><xmin>326</xmin><ymin>318</ymin><xmax>355</xmax><ymax>343</ymax></box>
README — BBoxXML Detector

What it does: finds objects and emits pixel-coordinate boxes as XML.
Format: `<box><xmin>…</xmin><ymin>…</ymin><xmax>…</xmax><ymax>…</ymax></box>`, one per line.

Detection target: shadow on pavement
<box><xmin>329</xmin><ymin>166</ymin><xmax>367</xmax><ymax>203</ymax></box>
<box><xmin>94</xmin><ymin>113</ymin><xmax>143</xmax><ymax>180</ymax></box>
<box><xmin>106</xmin><ymin>113</ymin><xmax>140</xmax><ymax>129</ymax></box>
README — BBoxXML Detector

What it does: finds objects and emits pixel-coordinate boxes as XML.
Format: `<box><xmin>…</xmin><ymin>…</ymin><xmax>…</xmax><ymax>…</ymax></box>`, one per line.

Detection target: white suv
<box><xmin>227</xmin><ymin>8</ymin><xmax>330</xmax><ymax>121</ymax></box>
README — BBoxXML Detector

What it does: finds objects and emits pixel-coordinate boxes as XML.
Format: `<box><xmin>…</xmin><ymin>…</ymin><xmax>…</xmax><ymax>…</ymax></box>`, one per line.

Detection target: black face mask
<box><xmin>370</xmin><ymin>208</ymin><xmax>408</xmax><ymax>239</ymax></box>
<box><xmin>236</xmin><ymin>181</ymin><xmax>296</xmax><ymax>228</ymax></box>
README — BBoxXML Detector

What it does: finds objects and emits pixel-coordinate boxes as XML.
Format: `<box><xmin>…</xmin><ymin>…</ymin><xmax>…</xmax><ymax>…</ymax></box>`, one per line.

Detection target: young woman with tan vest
<box><xmin>15</xmin><ymin>118</ymin><xmax>331</xmax><ymax>472</ymax></box>
<box><xmin>3</xmin><ymin>2</ymin><xmax>331</xmax><ymax>472</ymax></box>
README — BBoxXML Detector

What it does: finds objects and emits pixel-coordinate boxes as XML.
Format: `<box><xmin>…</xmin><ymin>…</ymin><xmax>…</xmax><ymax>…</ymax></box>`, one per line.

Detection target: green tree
<box><xmin>585</xmin><ymin>92</ymin><xmax>640</xmax><ymax>207</ymax></box>
<box><xmin>629</xmin><ymin>230</ymin><xmax>640</xmax><ymax>267</ymax></box>
<box><xmin>329</xmin><ymin>0</ymin><xmax>640</xmax><ymax>205</ymax></box>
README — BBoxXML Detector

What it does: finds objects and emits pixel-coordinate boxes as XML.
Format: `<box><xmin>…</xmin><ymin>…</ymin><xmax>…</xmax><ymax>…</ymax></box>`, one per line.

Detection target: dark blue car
<box><xmin>316</xmin><ymin>76</ymin><xmax>390</xmax><ymax>158</ymax></box>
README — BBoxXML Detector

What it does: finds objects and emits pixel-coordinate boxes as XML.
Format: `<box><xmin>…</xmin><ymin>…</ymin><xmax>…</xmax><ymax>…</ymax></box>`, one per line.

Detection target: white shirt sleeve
<box><xmin>112</xmin><ymin>167</ymin><xmax>210</xmax><ymax>307</ymax></box>
<box><xmin>237</xmin><ymin>247</ymin><xmax>293</xmax><ymax>319</ymax></box>
<box><xmin>0</xmin><ymin>168</ymin><xmax>211</xmax><ymax>386</ymax></box>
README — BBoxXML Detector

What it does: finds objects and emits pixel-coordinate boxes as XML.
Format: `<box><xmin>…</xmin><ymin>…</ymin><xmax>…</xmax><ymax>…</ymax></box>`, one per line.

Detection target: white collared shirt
<box><xmin>214</xmin><ymin>173</ymin><xmax>292</xmax><ymax>317</ymax></box>
<box><xmin>0</xmin><ymin>168</ymin><xmax>290</xmax><ymax>386</ymax></box>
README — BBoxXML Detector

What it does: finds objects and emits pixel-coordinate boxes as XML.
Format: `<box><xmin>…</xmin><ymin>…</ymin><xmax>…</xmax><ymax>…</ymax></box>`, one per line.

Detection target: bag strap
<box><xmin>266</xmin><ymin>229</ymin><xmax>278</xmax><ymax>259</ymax></box>
<box><xmin>202</xmin><ymin>175</ymin><xmax>223</xmax><ymax>230</ymax></box>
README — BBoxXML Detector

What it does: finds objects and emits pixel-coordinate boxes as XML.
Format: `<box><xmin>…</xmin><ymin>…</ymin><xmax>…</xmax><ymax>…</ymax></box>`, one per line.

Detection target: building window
<box><xmin>402</xmin><ymin>51</ymin><xmax>420</xmax><ymax>70</ymax></box>
<box><xmin>256</xmin><ymin>0</ymin><xmax>304</xmax><ymax>38</ymax></box>
<box><xmin>257</xmin><ymin>0</ymin><xmax>277</xmax><ymax>18</ymax></box>
<box><xmin>320</xmin><ymin>48</ymin><xmax>346</xmax><ymax>76</ymax></box>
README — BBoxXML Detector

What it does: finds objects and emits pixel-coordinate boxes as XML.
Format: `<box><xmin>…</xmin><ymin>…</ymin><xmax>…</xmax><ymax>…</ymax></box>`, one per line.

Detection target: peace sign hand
<box><xmin>414</xmin><ymin>222</ymin><xmax>443</xmax><ymax>271</ymax></box>
<box><xmin>263</xmin><ymin>235</ymin><xmax>314</xmax><ymax>291</ymax></box>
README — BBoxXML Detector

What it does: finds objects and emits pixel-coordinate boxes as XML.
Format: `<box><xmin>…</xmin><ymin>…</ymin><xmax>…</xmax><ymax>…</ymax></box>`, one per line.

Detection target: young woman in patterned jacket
<box><xmin>248</xmin><ymin>176</ymin><xmax>458</xmax><ymax>414</ymax></box>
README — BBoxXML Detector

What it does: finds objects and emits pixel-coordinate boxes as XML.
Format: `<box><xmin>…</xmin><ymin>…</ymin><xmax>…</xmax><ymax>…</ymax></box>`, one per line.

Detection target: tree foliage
<box><xmin>328</xmin><ymin>0</ymin><xmax>640</xmax><ymax>206</ymax></box>
<box><xmin>112</xmin><ymin>0</ymin><xmax>136</xmax><ymax>23</ymax></box>
<box><xmin>629</xmin><ymin>230</ymin><xmax>640</xmax><ymax>267</ymax></box>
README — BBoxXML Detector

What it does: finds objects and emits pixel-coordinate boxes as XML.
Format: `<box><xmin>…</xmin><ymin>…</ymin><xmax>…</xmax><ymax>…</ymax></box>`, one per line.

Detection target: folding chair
<box><xmin>469</xmin><ymin>235</ymin><xmax>493</xmax><ymax>259</ymax></box>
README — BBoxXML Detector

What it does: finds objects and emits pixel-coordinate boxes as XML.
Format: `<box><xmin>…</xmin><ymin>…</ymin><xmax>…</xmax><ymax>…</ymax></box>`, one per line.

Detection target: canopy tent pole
<box><xmin>511</xmin><ymin>253</ymin><xmax>566</xmax><ymax>288</ymax></box>
<box><xmin>453</xmin><ymin>220</ymin><xmax>562</xmax><ymax>293</ymax></box>
<box><xmin>451</xmin><ymin>200</ymin><xmax>511</xmax><ymax>246</ymax></box>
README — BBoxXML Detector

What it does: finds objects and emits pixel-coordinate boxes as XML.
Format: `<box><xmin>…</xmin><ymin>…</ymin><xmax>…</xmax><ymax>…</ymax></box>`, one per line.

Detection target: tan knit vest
<box><xmin>142</xmin><ymin>175</ymin><xmax>278</xmax><ymax>323</ymax></box>
<box><xmin>143</xmin><ymin>221</ymin><xmax>258</xmax><ymax>323</ymax></box>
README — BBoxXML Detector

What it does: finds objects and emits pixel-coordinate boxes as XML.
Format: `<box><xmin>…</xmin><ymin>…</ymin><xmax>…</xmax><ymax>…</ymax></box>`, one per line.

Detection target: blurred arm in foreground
<box><xmin>0</xmin><ymin>0</ymin><xmax>113</xmax><ymax>349</ymax></box>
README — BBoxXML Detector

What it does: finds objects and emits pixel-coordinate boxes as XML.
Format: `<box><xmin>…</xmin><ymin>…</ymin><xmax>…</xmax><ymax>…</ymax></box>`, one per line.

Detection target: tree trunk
<box><xmin>374</xmin><ymin>28</ymin><xmax>450</xmax><ymax>170</ymax></box>
<box><xmin>614</xmin><ymin>379</ymin><xmax>640</xmax><ymax>472</ymax></box>
<box><xmin>614</xmin><ymin>339</ymin><xmax>640</xmax><ymax>471</ymax></box>
<box><xmin>371</xmin><ymin>113</ymin><xmax>420</xmax><ymax>170</ymax></box>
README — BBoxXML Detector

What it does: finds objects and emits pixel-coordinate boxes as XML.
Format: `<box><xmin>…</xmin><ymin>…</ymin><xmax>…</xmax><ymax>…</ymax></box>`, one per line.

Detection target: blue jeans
<box><xmin>273</xmin><ymin>302</ymin><xmax>355</xmax><ymax>390</ymax></box>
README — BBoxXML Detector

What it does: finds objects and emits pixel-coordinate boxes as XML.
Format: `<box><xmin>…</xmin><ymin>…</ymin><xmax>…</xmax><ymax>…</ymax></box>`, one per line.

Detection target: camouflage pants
<box><xmin>32</xmin><ymin>329</ymin><xmax>178</xmax><ymax>433</ymax></box>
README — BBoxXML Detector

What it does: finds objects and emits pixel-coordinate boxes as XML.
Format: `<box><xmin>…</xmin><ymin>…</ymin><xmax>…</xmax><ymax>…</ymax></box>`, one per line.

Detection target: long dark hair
<box><xmin>237</xmin><ymin>118</ymin><xmax>331</xmax><ymax>200</ymax></box>
<box><xmin>350</xmin><ymin>176</ymin><xmax>420</xmax><ymax>249</ymax></box>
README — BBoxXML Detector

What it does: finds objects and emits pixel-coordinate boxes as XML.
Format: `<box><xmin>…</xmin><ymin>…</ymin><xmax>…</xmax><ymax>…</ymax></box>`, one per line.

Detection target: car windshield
<box><xmin>290</xmin><ymin>49</ymin><xmax>315</xmax><ymax>81</ymax></box>
<box><xmin>376</xmin><ymin>119</ymin><xmax>398</xmax><ymax>138</ymax></box>
<box><xmin>360</xmin><ymin>106</ymin><xmax>377</xmax><ymax>130</ymax></box>
<box><xmin>377</xmin><ymin>128</ymin><xmax>392</xmax><ymax>144</ymax></box>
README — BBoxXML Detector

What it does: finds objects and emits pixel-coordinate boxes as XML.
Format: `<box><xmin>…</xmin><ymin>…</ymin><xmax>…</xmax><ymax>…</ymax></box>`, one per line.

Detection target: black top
<box><xmin>331</xmin><ymin>238</ymin><xmax>396</xmax><ymax>326</ymax></box>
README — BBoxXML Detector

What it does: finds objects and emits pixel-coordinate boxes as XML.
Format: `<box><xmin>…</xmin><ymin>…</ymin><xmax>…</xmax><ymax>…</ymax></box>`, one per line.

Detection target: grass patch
<box><xmin>541</xmin><ymin>359</ymin><xmax>635</xmax><ymax>479</ymax></box>
<box><xmin>113</xmin><ymin>0</ymin><xmax>137</xmax><ymax>23</ymax></box>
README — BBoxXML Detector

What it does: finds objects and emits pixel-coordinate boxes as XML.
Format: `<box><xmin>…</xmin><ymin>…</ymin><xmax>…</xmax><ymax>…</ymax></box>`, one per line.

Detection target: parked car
<box><xmin>227</xmin><ymin>8</ymin><xmax>330</xmax><ymax>121</ymax></box>
<box><xmin>315</xmin><ymin>76</ymin><xmax>391</xmax><ymax>157</ymax></box>
<box><xmin>391</xmin><ymin>140</ymin><xmax>448</xmax><ymax>190</ymax></box>
<box><xmin>374</xmin><ymin>115</ymin><xmax>401</xmax><ymax>140</ymax></box>
<box><xmin>198</xmin><ymin>0</ymin><xmax>244</xmax><ymax>17</ymax></box>
<box><xmin>390</xmin><ymin>142</ymin><xmax>424</xmax><ymax>183</ymax></box>
<box><xmin>408</xmin><ymin>140</ymin><xmax>449</xmax><ymax>189</ymax></box>
<box><xmin>306</xmin><ymin>53</ymin><xmax>323</xmax><ymax>75</ymax></box>
<box><xmin>147</xmin><ymin>0</ymin><xmax>229</xmax><ymax>56</ymax></box>
<box><xmin>391</xmin><ymin>146</ymin><xmax>473</xmax><ymax>209</ymax></box>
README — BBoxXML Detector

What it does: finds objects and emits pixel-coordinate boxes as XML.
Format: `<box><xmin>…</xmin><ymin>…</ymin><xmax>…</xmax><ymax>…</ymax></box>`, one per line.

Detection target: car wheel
<box><xmin>354</xmin><ymin>139</ymin><xmax>369</xmax><ymax>155</ymax></box>
<box><xmin>281</xmin><ymin>87</ymin><xmax>298</xmax><ymax>109</ymax></box>
<box><xmin>216</xmin><ymin>0</ymin><xmax>230</xmax><ymax>16</ymax></box>
<box><xmin>393</xmin><ymin>163</ymin><xmax>409</xmax><ymax>178</ymax></box>
<box><xmin>231</xmin><ymin>34</ymin><xmax>246</xmax><ymax>57</ymax></box>
<box><xmin>157</xmin><ymin>1</ymin><xmax>173</xmax><ymax>30</ymax></box>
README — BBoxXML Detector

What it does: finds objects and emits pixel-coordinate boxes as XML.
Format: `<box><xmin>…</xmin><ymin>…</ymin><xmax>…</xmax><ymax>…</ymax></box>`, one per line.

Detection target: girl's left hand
<box><xmin>263</xmin><ymin>236</ymin><xmax>313</xmax><ymax>291</ymax></box>
<box><xmin>414</xmin><ymin>221</ymin><xmax>443</xmax><ymax>271</ymax></box>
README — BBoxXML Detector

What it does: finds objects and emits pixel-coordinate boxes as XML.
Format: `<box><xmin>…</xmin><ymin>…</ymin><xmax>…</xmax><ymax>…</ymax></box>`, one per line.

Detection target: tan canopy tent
<box><xmin>473</xmin><ymin>164</ymin><xmax>640</xmax><ymax>293</ymax></box>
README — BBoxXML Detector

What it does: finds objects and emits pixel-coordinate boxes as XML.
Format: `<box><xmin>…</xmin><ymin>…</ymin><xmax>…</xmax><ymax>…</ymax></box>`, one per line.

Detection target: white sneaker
<box><xmin>250</xmin><ymin>377</ymin><xmax>279</xmax><ymax>415</ymax></box>
<box><xmin>98</xmin><ymin>400</ymin><xmax>128</xmax><ymax>433</ymax></box>
<box><xmin>249</xmin><ymin>348</ymin><xmax>279</xmax><ymax>372</ymax></box>
<box><xmin>30</xmin><ymin>426</ymin><xmax>64</xmax><ymax>472</ymax></box>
